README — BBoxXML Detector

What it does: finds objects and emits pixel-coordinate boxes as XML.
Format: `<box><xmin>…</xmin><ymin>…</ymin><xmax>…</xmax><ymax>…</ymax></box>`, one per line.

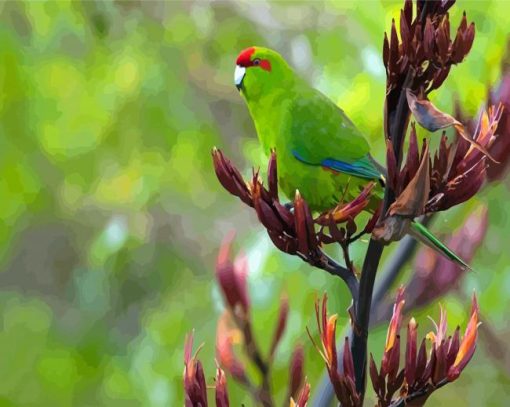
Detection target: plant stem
<box><xmin>350</xmin><ymin>41</ymin><xmax>417</xmax><ymax>404</ymax></box>
<box><xmin>236</xmin><ymin>316</ymin><xmax>274</xmax><ymax>406</ymax></box>
<box><xmin>298</xmin><ymin>249</ymin><xmax>360</xmax><ymax>307</ymax></box>
<box><xmin>350</xmin><ymin>238</ymin><xmax>384</xmax><ymax>397</ymax></box>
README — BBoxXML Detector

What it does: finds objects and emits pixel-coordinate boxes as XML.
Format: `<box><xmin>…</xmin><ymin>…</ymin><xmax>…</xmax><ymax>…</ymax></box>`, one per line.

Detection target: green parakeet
<box><xmin>234</xmin><ymin>46</ymin><xmax>468</xmax><ymax>268</ymax></box>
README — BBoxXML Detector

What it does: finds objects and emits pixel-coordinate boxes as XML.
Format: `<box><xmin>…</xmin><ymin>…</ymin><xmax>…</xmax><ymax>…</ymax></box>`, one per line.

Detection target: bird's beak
<box><xmin>234</xmin><ymin>65</ymin><xmax>246</xmax><ymax>91</ymax></box>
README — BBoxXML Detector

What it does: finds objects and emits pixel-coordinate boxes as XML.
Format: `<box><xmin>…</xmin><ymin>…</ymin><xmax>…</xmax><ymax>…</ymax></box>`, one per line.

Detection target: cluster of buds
<box><xmin>369</xmin><ymin>287</ymin><xmax>480</xmax><ymax>407</ymax></box>
<box><xmin>487</xmin><ymin>68</ymin><xmax>510</xmax><ymax>179</ymax></box>
<box><xmin>377</xmin><ymin>0</ymin><xmax>504</xmax><ymax>243</ymax></box>
<box><xmin>212</xmin><ymin>147</ymin><xmax>377</xmax><ymax>285</ymax></box>
<box><xmin>316</xmin><ymin>183</ymin><xmax>379</xmax><ymax>266</ymax></box>
<box><xmin>369</xmin><ymin>289</ymin><xmax>406</xmax><ymax>406</ymax></box>
<box><xmin>214</xmin><ymin>235</ymin><xmax>308</xmax><ymax>407</ymax></box>
<box><xmin>183</xmin><ymin>238</ymin><xmax>312</xmax><ymax>407</ymax></box>
<box><xmin>384</xmin><ymin>0</ymin><xmax>474</xmax><ymax>98</ymax></box>
<box><xmin>184</xmin><ymin>332</ymin><xmax>230</xmax><ymax>407</ymax></box>
<box><xmin>425</xmin><ymin>106</ymin><xmax>501</xmax><ymax>213</ymax></box>
<box><xmin>308</xmin><ymin>294</ymin><xmax>361</xmax><ymax>407</ymax></box>
<box><xmin>450</xmin><ymin>40</ymin><xmax>510</xmax><ymax>182</ymax></box>
<box><xmin>375</xmin><ymin>103</ymin><xmax>501</xmax><ymax>241</ymax></box>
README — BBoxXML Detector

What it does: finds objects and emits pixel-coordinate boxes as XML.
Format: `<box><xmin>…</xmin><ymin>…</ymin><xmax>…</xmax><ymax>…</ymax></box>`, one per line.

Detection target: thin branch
<box><xmin>236</xmin><ymin>377</ymin><xmax>268</xmax><ymax>406</ymax></box>
<box><xmin>340</xmin><ymin>242</ymin><xmax>354</xmax><ymax>275</ymax></box>
<box><xmin>347</xmin><ymin>230</ymin><xmax>370</xmax><ymax>244</ymax></box>
<box><xmin>298</xmin><ymin>249</ymin><xmax>360</xmax><ymax>307</ymax></box>
<box><xmin>234</xmin><ymin>316</ymin><xmax>274</xmax><ymax>407</ymax></box>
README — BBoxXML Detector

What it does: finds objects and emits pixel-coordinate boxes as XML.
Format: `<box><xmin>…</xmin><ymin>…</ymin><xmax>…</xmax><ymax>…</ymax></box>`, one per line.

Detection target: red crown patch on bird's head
<box><xmin>236</xmin><ymin>47</ymin><xmax>272</xmax><ymax>71</ymax></box>
<box><xmin>236</xmin><ymin>47</ymin><xmax>256</xmax><ymax>67</ymax></box>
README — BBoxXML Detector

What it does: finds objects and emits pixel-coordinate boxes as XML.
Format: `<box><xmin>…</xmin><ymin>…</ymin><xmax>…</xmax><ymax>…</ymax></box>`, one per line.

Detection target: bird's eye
<box><xmin>253</xmin><ymin>58</ymin><xmax>261</xmax><ymax>66</ymax></box>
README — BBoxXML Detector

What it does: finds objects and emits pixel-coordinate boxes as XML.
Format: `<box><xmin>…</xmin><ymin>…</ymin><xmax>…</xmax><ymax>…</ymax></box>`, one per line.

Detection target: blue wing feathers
<box><xmin>321</xmin><ymin>157</ymin><xmax>381</xmax><ymax>179</ymax></box>
<box><xmin>292</xmin><ymin>149</ymin><xmax>381</xmax><ymax>180</ymax></box>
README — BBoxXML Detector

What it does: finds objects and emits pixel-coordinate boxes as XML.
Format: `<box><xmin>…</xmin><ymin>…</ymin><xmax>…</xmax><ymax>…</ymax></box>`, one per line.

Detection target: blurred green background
<box><xmin>0</xmin><ymin>0</ymin><xmax>509</xmax><ymax>406</ymax></box>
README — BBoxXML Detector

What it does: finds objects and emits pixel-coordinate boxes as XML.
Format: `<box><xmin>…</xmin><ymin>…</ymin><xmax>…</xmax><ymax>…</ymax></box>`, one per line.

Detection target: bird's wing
<box><xmin>285</xmin><ymin>87</ymin><xmax>382</xmax><ymax>181</ymax></box>
<box><xmin>292</xmin><ymin>150</ymin><xmax>383</xmax><ymax>180</ymax></box>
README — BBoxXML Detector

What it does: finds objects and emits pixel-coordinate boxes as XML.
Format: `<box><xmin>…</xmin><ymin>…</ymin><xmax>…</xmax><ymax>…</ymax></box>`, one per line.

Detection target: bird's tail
<box><xmin>409</xmin><ymin>221</ymin><xmax>471</xmax><ymax>270</ymax></box>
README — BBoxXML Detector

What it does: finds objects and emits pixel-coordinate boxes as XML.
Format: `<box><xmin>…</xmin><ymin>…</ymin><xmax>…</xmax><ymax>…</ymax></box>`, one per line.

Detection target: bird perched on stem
<box><xmin>234</xmin><ymin>45</ymin><xmax>468</xmax><ymax>269</ymax></box>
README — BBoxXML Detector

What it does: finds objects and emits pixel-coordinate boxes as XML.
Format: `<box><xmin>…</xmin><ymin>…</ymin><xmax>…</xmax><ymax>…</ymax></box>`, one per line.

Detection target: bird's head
<box><xmin>234</xmin><ymin>46</ymin><xmax>292</xmax><ymax>100</ymax></box>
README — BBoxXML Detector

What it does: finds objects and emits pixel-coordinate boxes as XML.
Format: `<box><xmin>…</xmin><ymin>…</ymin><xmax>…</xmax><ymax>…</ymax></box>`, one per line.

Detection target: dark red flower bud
<box><xmin>433</xmin><ymin>341</ymin><xmax>447</xmax><ymax>385</ymax></box>
<box><xmin>212</xmin><ymin>148</ymin><xmax>252</xmax><ymax>206</ymax></box>
<box><xmin>447</xmin><ymin>294</ymin><xmax>479</xmax><ymax>381</ymax></box>
<box><xmin>405</xmin><ymin>317</ymin><xmax>418</xmax><ymax>387</ymax></box>
<box><xmin>414</xmin><ymin>338</ymin><xmax>428</xmax><ymax>386</ymax></box>
<box><xmin>423</xmin><ymin>17</ymin><xmax>435</xmax><ymax>60</ymax></box>
<box><xmin>216</xmin><ymin>234</ymin><xmax>250</xmax><ymax>317</ymax></box>
<box><xmin>268</xmin><ymin>149</ymin><xmax>278</xmax><ymax>201</ymax></box>
<box><xmin>294</xmin><ymin>191</ymin><xmax>318</xmax><ymax>256</ymax></box>
<box><xmin>403</xmin><ymin>0</ymin><xmax>412</xmax><ymax>27</ymax></box>
<box><xmin>382</xmin><ymin>288</ymin><xmax>405</xmax><ymax>376</ymax></box>
<box><xmin>342</xmin><ymin>337</ymin><xmax>355</xmax><ymax>382</ymax></box>
<box><xmin>215</xmin><ymin>367</ymin><xmax>230</xmax><ymax>407</ymax></box>
<box><xmin>252</xmin><ymin>180</ymin><xmax>286</xmax><ymax>235</ymax></box>
<box><xmin>269</xmin><ymin>294</ymin><xmax>289</xmax><ymax>358</ymax></box>
<box><xmin>389</xmin><ymin>19</ymin><xmax>400</xmax><ymax>76</ymax></box>
<box><xmin>369</xmin><ymin>353</ymin><xmax>382</xmax><ymax>397</ymax></box>
<box><xmin>422</xmin><ymin>345</ymin><xmax>435</xmax><ymax>384</ymax></box>
<box><xmin>387</xmin><ymin>335</ymin><xmax>401</xmax><ymax>381</ymax></box>
<box><xmin>402</xmin><ymin>123</ymin><xmax>420</xmax><ymax>186</ymax></box>
<box><xmin>383</xmin><ymin>32</ymin><xmax>390</xmax><ymax>70</ymax></box>
<box><xmin>216</xmin><ymin>312</ymin><xmax>248</xmax><ymax>384</ymax></box>
<box><xmin>436</xmin><ymin>16</ymin><xmax>450</xmax><ymax>63</ymax></box>
<box><xmin>183</xmin><ymin>332</ymin><xmax>208</xmax><ymax>407</ymax></box>
<box><xmin>446</xmin><ymin>327</ymin><xmax>461</xmax><ymax>368</ymax></box>
<box><xmin>400</xmin><ymin>9</ymin><xmax>411</xmax><ymax>55</ymax></box>
<box><xmin>288</xmin><ymin>344</ymin><xmax>305</xmax><ymax>401</ymax></box>
<box><xmin>315</xmin><ymin>182</ymin><xmax>375</xmax><ymax>226</ymax></box>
